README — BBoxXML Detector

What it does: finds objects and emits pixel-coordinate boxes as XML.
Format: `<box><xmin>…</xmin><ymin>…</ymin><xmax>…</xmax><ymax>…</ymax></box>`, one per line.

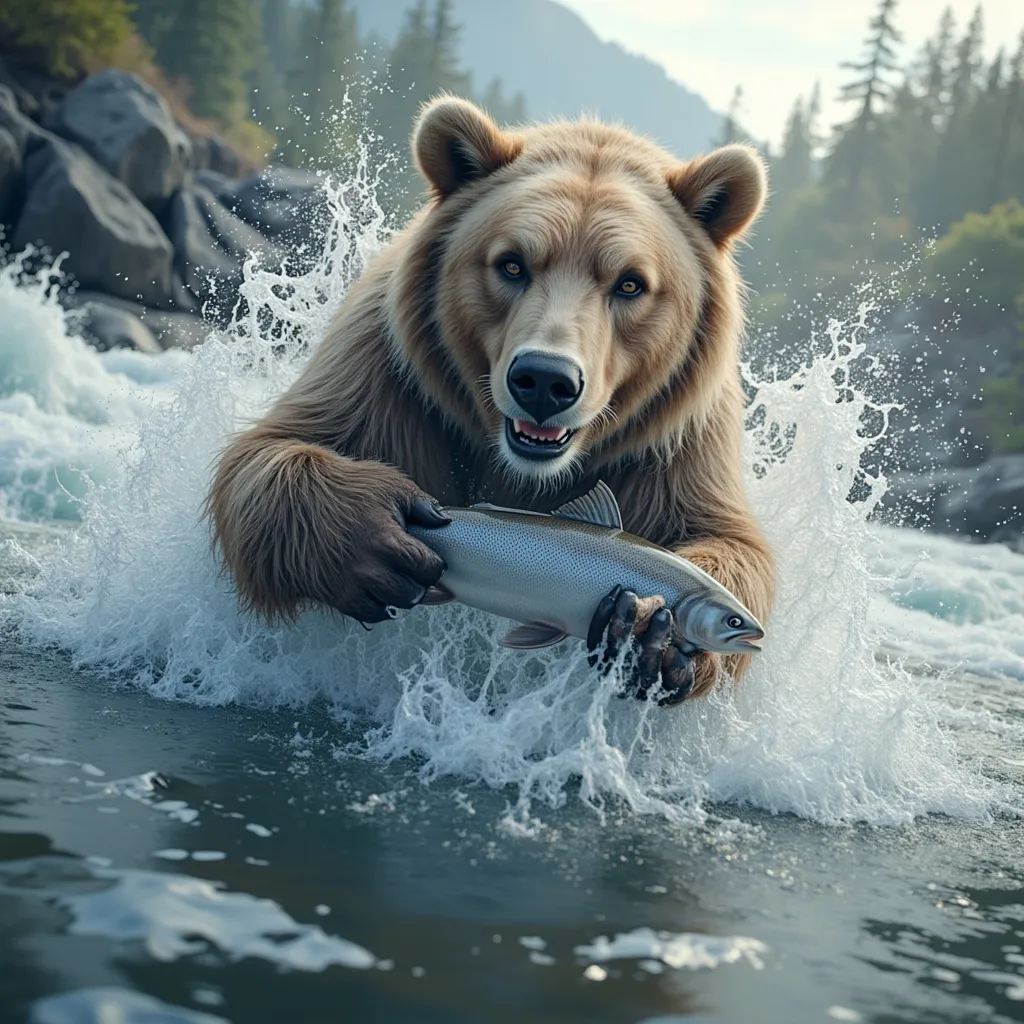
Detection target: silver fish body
<box><xmin>407</xmin><ymin>484</ymin><xmax>764</xmax><ymax>655</ymax></box>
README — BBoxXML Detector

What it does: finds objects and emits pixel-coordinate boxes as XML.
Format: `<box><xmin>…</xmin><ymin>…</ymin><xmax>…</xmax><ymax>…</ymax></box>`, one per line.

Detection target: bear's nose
<box><xmin>506</xmin><ymin>352</ymin><xmax>584</xmax><ymax>423</ymax></box>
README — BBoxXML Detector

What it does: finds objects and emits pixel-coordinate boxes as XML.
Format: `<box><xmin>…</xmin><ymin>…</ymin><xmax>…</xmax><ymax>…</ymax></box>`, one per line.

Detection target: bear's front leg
<box><xmin>208</xmin><ymin>431</ymin><xmax>450</xmax><ymax>623</ymax></box>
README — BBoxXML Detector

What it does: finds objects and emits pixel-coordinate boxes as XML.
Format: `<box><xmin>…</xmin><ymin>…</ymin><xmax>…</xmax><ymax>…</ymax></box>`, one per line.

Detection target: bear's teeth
<box><xmin>514</xmin><ymin>419</ymin><xmax>569</xmax><ymax>443</ymax></box>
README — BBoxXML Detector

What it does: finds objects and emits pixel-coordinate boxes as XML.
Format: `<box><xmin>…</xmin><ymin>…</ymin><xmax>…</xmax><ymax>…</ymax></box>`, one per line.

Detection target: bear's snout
<box><xmin>506</xmin><ymin>351</ymin><xmax>584</xmax><ymax>424</ymax></box>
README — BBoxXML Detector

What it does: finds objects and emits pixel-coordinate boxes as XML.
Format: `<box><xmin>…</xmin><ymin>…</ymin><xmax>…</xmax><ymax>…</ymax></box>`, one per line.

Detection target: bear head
<box><xmin>388</xmin><ymin>97</ymin><xmax>767</xmax><ymax>490</ymax></box>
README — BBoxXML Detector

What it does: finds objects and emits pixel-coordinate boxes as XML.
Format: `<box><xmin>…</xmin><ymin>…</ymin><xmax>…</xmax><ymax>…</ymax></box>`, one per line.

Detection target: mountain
<box><xmin>350</xmin><ymin>0</ymin><xmax>724</xmax><ymax>158</ymax></box>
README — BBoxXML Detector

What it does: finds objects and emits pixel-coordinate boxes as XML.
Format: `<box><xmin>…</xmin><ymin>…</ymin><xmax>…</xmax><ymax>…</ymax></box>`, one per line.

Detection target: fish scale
<box><xmin>407</xmin><ymin>481</ymin><xmax>764</xmax><ymax>654</ymax></box>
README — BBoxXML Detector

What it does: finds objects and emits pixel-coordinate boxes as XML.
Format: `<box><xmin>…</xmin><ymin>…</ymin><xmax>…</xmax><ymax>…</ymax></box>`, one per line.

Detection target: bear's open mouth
<box><xmin>505</xmin><ymin>418</ymin><xmax>574</xmax><ymax>460</ymax></box>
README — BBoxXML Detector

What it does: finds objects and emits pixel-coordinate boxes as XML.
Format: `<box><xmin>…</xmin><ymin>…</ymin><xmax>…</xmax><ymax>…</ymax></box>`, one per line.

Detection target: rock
<box><xmin>871</xmin><ymin>467</ymin><xmax>974</xmax><ymax>531</ymax></box>
<box><xmin>0</xmin><ymin>126</ymin><xmax>21</xmax><ymax>224</ymax></box>
<box><xmin>46</xmin><ymin>70</ymin><xmax>192</xmax><ymax>210</ymax></box>
<box><xmin>195</xmin><ymin>168</ymin><xmax>238</xmax><ymax>205</ymax></box>
<box><xmin>142</xmin><ymin>309</ymin><xmax>210</xmax><ymax>350</ymax></box>
<box><xmin>12</xmin><ymin>136</ymin><xmax>175</xmax><ymax>308</ymax></box>
<box><xmin>936</xmin><ymin>455</ymin><xmax>1024</xmax><ymax>541</ymax></box>
<box><xmin>0</xmin><ymin>83</ymin><xmax>44</xmax><ymax>152</ymax></box>
<box><xmin>70</xmin><ymin>295</ymin><xmax>161</xmax><ymax>353</ymax></box>
<box><xmin>164</xmin><ymin>184</ymin><xmax>283</xmax><ymax>319</ymax></box>
<box><xmin>63</xmin><ymin>290</ymin><xmax>210</xmax><ymax>350</ymax></box>
<box><xmin>231</xmin><ymin>166</ymin><xmax>327</xmax><ymax>241</ymax></box>
<box><xmin>164</xmin><ymin>186</ymin><xmax>242</xmax><ymax>318</ymax></box>
<box><xmin>191</xmin><ymin>133</ymin><xmax>245</xmax><ymax>178</ymax></box>
<box><xmin>0</xmin><ymin>55</ymin><xmax>68</xmax><ymax>123</ymax></box>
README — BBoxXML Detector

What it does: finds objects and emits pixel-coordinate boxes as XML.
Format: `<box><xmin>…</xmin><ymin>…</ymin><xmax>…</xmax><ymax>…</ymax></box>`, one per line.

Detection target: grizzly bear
<box><xmin>207</xmin><ymin>97</ymin><xmax>775</xmax><ymax>704</ymax></box>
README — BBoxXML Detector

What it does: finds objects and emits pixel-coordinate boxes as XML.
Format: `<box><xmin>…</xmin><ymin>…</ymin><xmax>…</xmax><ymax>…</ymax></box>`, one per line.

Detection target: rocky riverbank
<box><xmin>0</xmin><ymin>60</ymin><xmax>327</xmax><ymax>352</ymax></box>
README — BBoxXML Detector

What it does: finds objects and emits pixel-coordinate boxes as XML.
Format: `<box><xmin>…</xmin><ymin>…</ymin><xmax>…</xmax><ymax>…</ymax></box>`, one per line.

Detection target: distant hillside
<box><xmin>350</xmin><ymin>0</ymin><xmax>723</xmax><ymax>158</ymax></box>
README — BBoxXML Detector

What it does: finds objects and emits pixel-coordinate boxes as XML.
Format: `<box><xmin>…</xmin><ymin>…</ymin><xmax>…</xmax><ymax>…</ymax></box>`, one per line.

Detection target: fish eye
<box><xmin>499</xmin><ymin>256</ymin><xmax>527</xmax><ymax>282</ymax></box>
<box><xmin>726</xmin><ymin>615</ymin><xmax>744</xmax><ymax>629</ymax></box>
<box><xmin>614</xmin><ymin>274</ymin><xmax>645</xmax><ymax>299</ymax></box>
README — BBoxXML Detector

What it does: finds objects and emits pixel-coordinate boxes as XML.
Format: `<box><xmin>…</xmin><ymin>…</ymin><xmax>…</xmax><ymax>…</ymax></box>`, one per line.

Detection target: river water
<box><xmin>1</xmin><ymin>170</ymin><xmax>1023</xmax><ymax>1023</ymax></box>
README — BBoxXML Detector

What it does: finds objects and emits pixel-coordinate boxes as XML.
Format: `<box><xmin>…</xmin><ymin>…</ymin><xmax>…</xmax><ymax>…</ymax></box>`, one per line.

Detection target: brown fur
<box><xmin>207</xmin><ymin>97</ymin><xmax>775</xmax><ymax>699</ymax></box>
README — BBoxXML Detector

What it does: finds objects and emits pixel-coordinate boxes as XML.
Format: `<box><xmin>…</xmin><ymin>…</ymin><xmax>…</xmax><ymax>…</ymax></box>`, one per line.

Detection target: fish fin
<box><xmin>500</xmin><ymin>622</ymin><xmax>569</xmax><ymax>650</ymax></box>
<box><xmin>418</xmin><ymin>583</ymin><xmax>456</xmax><ymax>606</ymax></box>
<box><xmin>552</xmin><ymin>480</ymin><xmax>623</xmax><ymax>529</ymax></box>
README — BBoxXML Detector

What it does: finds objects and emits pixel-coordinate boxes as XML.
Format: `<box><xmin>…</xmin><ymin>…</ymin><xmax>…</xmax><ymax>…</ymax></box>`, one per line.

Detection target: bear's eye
<box><xmin>614</xmin><ymin>275</ymin><xmax>645</xmax><ymax>299</ymax></box>
<box><xmin>499</xmin><ymin>257</ymin><xmax>527</xmax><ymax>282</ymax></box>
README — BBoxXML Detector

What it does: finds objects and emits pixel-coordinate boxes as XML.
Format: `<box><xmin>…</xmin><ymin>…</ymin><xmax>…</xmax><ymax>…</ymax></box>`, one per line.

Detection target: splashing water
<box><xmin>1</xmin><ymin>147</ymin><xmax>1020</xmax><ymax>832</ymax></box>
<box><xmin>0</xmin><ymin>250</ymin><xmax>188</xmax><ymax>520</ymax></box>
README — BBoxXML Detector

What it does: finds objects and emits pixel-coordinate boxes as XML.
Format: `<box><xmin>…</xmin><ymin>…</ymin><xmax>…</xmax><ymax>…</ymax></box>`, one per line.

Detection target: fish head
<box><xmin>671</xmin><ymin>593</ymin><xmax>765</xmax><ymax>654</ymax></box>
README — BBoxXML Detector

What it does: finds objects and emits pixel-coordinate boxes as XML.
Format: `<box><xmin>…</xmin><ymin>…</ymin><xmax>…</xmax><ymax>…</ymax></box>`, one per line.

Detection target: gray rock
<box><xmin>63</xmin><ymin>289</ymin><xmax>210</xmax><ymax>350</ymax></box>
<box><xmin>12</xmin><ymin>136</ymin><xmax>175</xmax><ymax>308</ymax></box>
<box><xmin>195</xmin><ymin>168</ymin><xmax>238</xmax><ymax>205</ymax></box>
<box><xmin>165</xmin><ymin>186</ymin><xmax>241</xmax><ymax>318</ymax></box>
<box><xmin>936</xmin><ymin>455</ymin><xmax>1024</xmax><ymax>541</ymax></box>
<box><xmin>47</xmin><ymin>70</ymin><xmax>192</xmax><ymax>210</ymax></box>
<box><xmin>191</xmin><ymin>133</ymin><xmax>245</xmax><ymax>178</ymax></box>
<box><xmin>0</xmin><ymin>126</ymin><xmax>21</xmax><ymax>224</ymax></box>
<box><xmin>872</xmin><ymin>467</ymin><xmax>973</xmax><ymax>531</ymax></box>
<box><xmin>70</xmin><ymin>295</ymin><xmax>161</xmax><ymax>353</ymax></box>
<box><xmin>164</xmin><ymin>184</ymin><xmax>283</xmax><ymax>319</ymax></box>
<box><xmin>141</xmin><ymin>309</ymin><xmax>211</xmax><ymax>350</ymax></box>
<box><xmin>0</xmin><ymin>83</ymin><xmax>44</xmax><ymax>152</ymax></box>
<box><xmin>0</xmin><ymin>55</ymin><xmax>68</xmax><ymax>124</ymax></box>
<box><xmin>231</xmin><ymin>166</ymin><xmax>327</xmax><ymax>241</ymax></box>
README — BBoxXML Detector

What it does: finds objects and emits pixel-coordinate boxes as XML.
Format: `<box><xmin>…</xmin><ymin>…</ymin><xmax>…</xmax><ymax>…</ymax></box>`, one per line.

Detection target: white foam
<box><xmin>30</xmin><ymin>987</ymin><xmax>229</xmax><ymax>1024</ymax></box>
<box><xmin>0</xmin><ymin>252</ymin><xmax>187</xmax><ymax>521</ymax></box>
<box><xmin>575</xmin><ymin>927</ymin><xmax>767</xmax><ymax>971</ymax></box>
<box><xmin>57</xmin><ymin>867</ymin><xmax>378</xmax><ymax>970</ymax></box>
<box><xmin>1</xmin><ymin>148</ymin><xmax>1021</xmax><ymax>830</ymax></box>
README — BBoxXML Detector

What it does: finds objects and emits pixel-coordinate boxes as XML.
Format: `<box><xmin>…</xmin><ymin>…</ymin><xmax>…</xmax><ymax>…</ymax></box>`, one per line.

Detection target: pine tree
<box><xmin>281</xmin><ymin>0</ymin><xmax>360</xmax><ymax>165</ymax></box>
<box><xmin>986</xmin><ymin>49</ymin><xmax>1005</xmax><ymax>94</ymax></box>
<box><xmin>717</xmin><ymin>85</ymin><xmax>744</xmax><ymax>146</ymax></box>
<box><xmin>947</xmin><ymin>5</ymin><xmax>984</xmax><ymax>126</ymax></box>
<box><xmin>806</xmin><ymin>80</ymin><xmax>823</xmax><ymax>154</ymax></box>
<box><xmin>990</xmin><ymin>31</ymin><xmax>1024</xmax><ymax>207</ymax></box>
<box><xmin>831</xmin><ymin>0</ymin><xmax>902</xmax><ymax>194</ymax></box>
<box><xmin>774</xmin><ymin>97</ymin><xmax>812</xmax><ymax>195</ymax></box>
<box><xmin>920</xmin><ymin>6</ymin><xmax>955</xmax><ymax>126</ymax></box>
<box><xmin>145</xmin><ymin>0</ymin><xmax>261</xmax><ymax>125</ymax></box>
<box><xmin>289</xmin><ymin>0</ymin><xmax>359</xmax><ymax>125</ymax></box>
<box><xmin>482</xmin><ymin>77</ymin><xmax>526</xmax><ymax>125</ymax></box>
<box><xmin>262</xmin><ymin>0</ymin><xmax>292</xmax><ymax>77</ymax></box>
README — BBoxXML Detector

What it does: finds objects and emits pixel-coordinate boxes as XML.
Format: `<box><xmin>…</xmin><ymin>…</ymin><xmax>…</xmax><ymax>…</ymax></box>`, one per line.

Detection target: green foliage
<box><xmin>133</xmin><ymin>0</ymin><xmax>260</xmax><ymax>124</ymax></box>
<box><xmin>924</xmin><ymin>199</ymin><xmax>1024</xmax><ymax>330</ymax></box>
<box><xmin>0</xmin><ymin>0</ymin><xmax>137</xmax><ymax>79</ymax></box>
<box><xmin>278</xmin><ymin>0</ymin><xmax>361</xmax><ymax>166</ymax></box>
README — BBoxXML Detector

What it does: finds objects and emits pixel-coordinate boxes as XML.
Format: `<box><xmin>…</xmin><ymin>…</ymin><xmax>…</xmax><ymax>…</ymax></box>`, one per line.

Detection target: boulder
<box><xmin>142</xmin><ymin>309</ymin><xmax>210</xmax><ymax>350</ymax></box>
<box><xmin>0</xmin><ymin>55</ymin><xmax>68</xmax><ymax>123</ymax></box>
<box><xmin>195</xmin><ymin>168</ymin><xmax>239</xmax><ymax>205</ymax></box>
<box><xmin>63</xmin><ymin>290</ymin><xmax>209</xmax><ymax>350</ymax></box>
<box><xmin>46</xmin><ymin>70</ymin><xmax>192</xmax><ymax>210</ymax></box>
<box><xmin>936</xmin><ymin>455</ymin><xmax>1024</xmax><ymax>540</ymax></box>
<box><xmin>70</xmin><ymin>295</ymin><xmax>162</xmax><ymax>353</ymax></box>
<box><xmin>0</xmin><ymin>83</ymin><xmax>44</xmax><ymax>152</ymax></box>
<box><xmin>231</xmin><ymin>166</ymin><xmax>327</xmax><ymax>242</ymax></box>
<box><xmin>191</xmin><ymin>133</ymin><xmax>245</xmax><ymax>178</ymax></box>
<box><xmin>0</xmin><ymin>126</ymin><xmax>21</xmax><ymax>224</ymax></box>
<box><xmin>12</xmin><ymin>137</ymin><xmax>176</xmax><ymax>309</ymax></box>
<box><xmin>164</xmin><ymin>184</ymin><xmax>283</xmax><ymax>319</ymax></box>
<box><xmin>165</xmin><ymin>186</ymin><xmax>242</xmax><ymax>318</ymax></box>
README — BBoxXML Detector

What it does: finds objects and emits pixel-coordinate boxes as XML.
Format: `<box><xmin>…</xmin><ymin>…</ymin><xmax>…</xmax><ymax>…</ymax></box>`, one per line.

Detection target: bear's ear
<box><xmin>413</xmin><ymin>96</ymin><xmax>524</xmax><ymax>199</ymax></box>
<box><xmin>667</xmin><ymin>145</ymin><xmax>768</xmax><ymax>248</ymax></box>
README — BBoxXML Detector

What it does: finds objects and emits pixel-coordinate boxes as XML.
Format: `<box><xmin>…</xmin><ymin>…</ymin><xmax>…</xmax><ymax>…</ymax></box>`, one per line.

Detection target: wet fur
<box><xmin>207</xmin><ymin>98</ymin><xmax>775</xmax><ymax>699</ymax></box>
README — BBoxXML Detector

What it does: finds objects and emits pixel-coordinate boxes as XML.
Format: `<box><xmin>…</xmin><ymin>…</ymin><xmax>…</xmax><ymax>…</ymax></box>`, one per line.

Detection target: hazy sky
<box><xmin>558</xmin><ymin>0</ymin><xmax>1024</xmax><ymax>148</ymax></box>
